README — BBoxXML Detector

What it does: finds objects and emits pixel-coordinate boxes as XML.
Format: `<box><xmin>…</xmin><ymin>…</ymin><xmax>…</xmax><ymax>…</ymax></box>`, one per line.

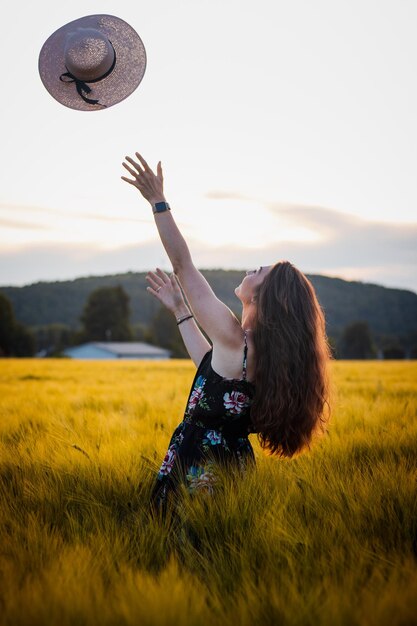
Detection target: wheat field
<box><xmin>0</xmin><ymin>358</ymin><xmax>416</xmax><ymax>626</ymax></box>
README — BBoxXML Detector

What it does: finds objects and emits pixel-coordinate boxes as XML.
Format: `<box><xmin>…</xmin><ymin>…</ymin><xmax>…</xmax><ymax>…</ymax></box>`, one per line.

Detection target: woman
<box><xmin>122</xmin><ymin>152</ymin><xmax>332</xmax><ymax>514</ymax></box>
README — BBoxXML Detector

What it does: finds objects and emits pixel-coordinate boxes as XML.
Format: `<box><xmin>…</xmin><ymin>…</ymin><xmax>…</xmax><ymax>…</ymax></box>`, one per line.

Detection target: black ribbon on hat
<box><xmin>59</xmin><ymin>41</ymin><xmax>116</xmax><ymax>107</ymax></box>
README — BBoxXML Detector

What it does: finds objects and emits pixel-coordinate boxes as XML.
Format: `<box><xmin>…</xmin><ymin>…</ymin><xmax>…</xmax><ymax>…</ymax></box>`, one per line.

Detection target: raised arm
<box><xmin>146</xmin><ymin>268</ymin><xmax>210</xmax><ymax>367</ymax></box>
<box><xmin>121</xmin><ymin>152</ymin><xmax>243</xmax><ymax>349</ymax></box>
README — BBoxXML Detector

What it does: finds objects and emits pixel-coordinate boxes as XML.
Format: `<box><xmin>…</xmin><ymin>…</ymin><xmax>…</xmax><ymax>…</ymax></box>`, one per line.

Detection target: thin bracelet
<box><xmin>176</xmin><ymin>314</ymin><xmax>194</xmax><ymax>326</ymax></box>
<box><xmin>175</xmin><ymin>310</ymin><xmax>191</xmax><ymax>323</ymax></box>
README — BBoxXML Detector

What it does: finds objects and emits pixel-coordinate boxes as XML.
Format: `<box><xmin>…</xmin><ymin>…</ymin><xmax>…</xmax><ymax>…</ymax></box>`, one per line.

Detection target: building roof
<box><xmin>76</xmin><ymin>342</ymin><xmax>171</xmax><ymax>356</ymax></box>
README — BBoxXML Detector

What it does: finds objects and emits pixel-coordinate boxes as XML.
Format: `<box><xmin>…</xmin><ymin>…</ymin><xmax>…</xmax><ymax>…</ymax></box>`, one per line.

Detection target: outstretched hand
<box><xmin>146</xmin><ymin>268</ymin><xmax>188</xmax><ymax>315</ymax></box>
<box><xmin>121</xmin><ymin>152</ymin><xmax>165</xmax><ymax>205</ymax></box>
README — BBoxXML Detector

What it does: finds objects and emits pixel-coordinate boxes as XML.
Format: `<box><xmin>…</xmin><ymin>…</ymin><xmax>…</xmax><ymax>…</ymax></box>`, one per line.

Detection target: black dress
<box><xmin>150</xmin><ymin>331</ymin><xmax>256</xmax><ymax>512</ymax></box>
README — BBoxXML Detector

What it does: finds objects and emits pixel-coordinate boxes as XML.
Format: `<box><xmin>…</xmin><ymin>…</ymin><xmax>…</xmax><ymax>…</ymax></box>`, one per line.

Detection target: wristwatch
<box><xmin>152</xmin><ymin>201</ymin><xmax>171</xmax><ymax>214</ymax></box>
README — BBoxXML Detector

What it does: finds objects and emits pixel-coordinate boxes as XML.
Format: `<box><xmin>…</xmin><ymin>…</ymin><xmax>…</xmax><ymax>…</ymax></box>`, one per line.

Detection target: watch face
<box><xmin>154</xmin><ymin>202</ymin><xmax>170</xmax><ymax>212</ymax></box>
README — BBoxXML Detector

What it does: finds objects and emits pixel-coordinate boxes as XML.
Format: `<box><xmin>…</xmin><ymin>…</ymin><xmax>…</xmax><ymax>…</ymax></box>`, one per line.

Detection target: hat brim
<box><xmin>38</xmin><ymin>14</ymin><xmax>147</xmax><ymax>111</ymax></box>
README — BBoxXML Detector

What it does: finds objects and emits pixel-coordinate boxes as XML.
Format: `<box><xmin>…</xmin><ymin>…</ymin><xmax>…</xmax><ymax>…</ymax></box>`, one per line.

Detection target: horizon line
<box><xmin>1</xmin><ymin>268</ymin><xmax>416</xmax><ymax>296</ymax></box>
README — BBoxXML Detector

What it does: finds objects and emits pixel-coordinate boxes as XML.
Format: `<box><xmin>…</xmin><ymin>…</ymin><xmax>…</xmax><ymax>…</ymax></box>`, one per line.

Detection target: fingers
<box><xmin>146</xmin><ymin>269</ymin><xmax>169</xmax><ymax>291</ymax></box>
<box><xmin>122</xmin><ymin>153</ymin><xmax>161</xmax><ymax>192</ymax></box>
<box><xmin>145</xmin><ymin>275</ymin><xmax>161</xmax><ymax>291</ymax></box>
<box><xmin>146</xmin><ymin>273</ymin><xmax>164</xmax><ymax>290</ymax></box>
<box><xmin>121</xmin><ymin>176</ymin><xmax>137</xmax><ymax>186</ymax></box>
<box><xmin>122</xmin><ymin>160</ymin><xmax>143</xmax><ymax>187</ymax></box>
<box><xmin>155</xmin><ymin>267</ymin><xmax>169</xmax><ymax>283</ymax></box>
<box><xmin>146</xmin><ymin>286</ymin><xmax>162</xmax><ymax>299</ymax></box>
<box><xmin>135</xmin><ymin>152</ymin><xmax>152</xmax><ymax>173</ymax></box>
<box><xmin>125</xmin><ymin>155</ymin><xmax>144</xmax><ymax>174</ymax></box>
<box><xmin>122</xmin><ymin>162</ymin><xmax>138</xmax><ymax>178</ymax></box>
<box><xmin>146</xmin><ymin>268</ymin><xmax>173</xmax><ymax>301</ymax></box>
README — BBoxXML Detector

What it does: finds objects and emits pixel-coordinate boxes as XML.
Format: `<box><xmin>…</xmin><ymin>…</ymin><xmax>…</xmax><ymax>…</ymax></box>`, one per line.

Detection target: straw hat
<box><xmin>38</xmin><ymin>14</ymin><xmax>147</xmax><ymax>111</ymax></box>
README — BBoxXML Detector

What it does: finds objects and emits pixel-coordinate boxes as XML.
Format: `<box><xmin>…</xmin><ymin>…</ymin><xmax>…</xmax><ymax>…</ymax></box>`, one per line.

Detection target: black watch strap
<box><xmin>152</xmin><ymin>201</ymin><xmax>171</xmax><ymax>214</ymax></box>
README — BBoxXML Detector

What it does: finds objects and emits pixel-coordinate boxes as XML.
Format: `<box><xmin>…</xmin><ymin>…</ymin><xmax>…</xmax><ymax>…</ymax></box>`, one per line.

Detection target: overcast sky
<box><xmin>0</xmin><ymin>0</ymin><xmax>416</xmax><ymax>293</ymax></box>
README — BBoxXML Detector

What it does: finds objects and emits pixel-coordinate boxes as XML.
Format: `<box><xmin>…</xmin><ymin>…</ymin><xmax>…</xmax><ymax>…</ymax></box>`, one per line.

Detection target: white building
<box><xmin>63</xmin><ymin>342</ymin><xmax>171</xmax><ymax>360</ymax></box>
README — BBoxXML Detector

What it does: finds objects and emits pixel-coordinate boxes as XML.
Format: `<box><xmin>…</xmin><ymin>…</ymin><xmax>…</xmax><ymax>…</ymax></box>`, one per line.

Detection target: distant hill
<box><xmin>1</xmin><ymin>270</ymin><xmax>417</xmax><ymax>341</ymax></box>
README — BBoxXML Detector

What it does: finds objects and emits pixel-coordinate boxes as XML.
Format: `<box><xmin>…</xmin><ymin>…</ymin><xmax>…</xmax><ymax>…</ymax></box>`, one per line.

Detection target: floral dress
<box><xmin>150</xmin><ymin>331</ymin><xmax>256</xmax><ymax>513</ymax></box>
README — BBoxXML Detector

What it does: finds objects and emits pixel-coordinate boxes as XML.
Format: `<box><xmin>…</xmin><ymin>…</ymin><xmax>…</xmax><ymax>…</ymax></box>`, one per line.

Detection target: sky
<box><xmin>0</xmin><ymin>0</ymin><xmax>416</xmax><ymax>293</ymax></box>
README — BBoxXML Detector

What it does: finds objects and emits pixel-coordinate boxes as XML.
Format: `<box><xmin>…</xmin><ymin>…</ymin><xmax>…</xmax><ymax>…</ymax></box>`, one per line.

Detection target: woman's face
<box><xmin>235</xmin><ymin>265</ymin><xmax>273</xmax><ymax>303</ymax></box>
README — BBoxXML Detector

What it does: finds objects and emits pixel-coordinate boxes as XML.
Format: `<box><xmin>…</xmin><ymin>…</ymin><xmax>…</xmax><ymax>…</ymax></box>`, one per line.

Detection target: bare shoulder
<box><xmin>211</xmin><ymin>329</ymin><xmax>257</xmax><ymax>382</ymax></box>
<box><xmin>174</xmin><ymin>261</ymin><xmax>242</xmax><ymax>346</ymax></box>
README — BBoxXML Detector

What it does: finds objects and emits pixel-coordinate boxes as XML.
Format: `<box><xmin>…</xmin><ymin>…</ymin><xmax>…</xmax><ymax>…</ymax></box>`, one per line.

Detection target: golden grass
<box><xmin>0</xmin><ymin>359</ymin><xmax>416</xmax><ymax>626</ymax></box>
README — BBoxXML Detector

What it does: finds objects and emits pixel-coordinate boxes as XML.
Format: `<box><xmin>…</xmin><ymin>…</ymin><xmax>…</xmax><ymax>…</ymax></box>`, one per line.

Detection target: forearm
<box><xmin>173</xmin><ymin>303</ymin><xmax>211</xmax><ymax>366</ymax></box>
<box><xmin>150</xmin><ymin>197</ymin><xmax>192</xmax><ymax>272</ymax></box>
<box><xmin>122</xmin><ymin>153</ymin><xmax>192</xmax><ymax>271</ymax></box>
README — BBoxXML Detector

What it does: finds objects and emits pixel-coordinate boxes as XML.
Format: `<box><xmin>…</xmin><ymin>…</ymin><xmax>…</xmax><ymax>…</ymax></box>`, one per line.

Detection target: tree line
<box><xmin>1</xmin><ymin>286</ymin><xmax>416</xmax><ymax>359</ymax></box>
<box><xmin>3</xmin><ymin>270</ymin><xmax>417</xmax><ymax>340</ymax></box>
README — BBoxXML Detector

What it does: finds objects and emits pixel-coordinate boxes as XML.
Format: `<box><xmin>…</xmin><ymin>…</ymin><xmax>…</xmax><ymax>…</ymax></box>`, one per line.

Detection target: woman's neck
<box><xmin>241</xmin><ymin>303</ymin><xmax>256</xmax><ymax>332</ymax></box>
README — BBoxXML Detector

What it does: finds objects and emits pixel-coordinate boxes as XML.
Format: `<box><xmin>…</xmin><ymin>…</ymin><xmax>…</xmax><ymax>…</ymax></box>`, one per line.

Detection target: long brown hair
<box><xmin>251</xmin><ymin>261</ymin><xmax>332</xmax><ymax>458</ymax></box>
